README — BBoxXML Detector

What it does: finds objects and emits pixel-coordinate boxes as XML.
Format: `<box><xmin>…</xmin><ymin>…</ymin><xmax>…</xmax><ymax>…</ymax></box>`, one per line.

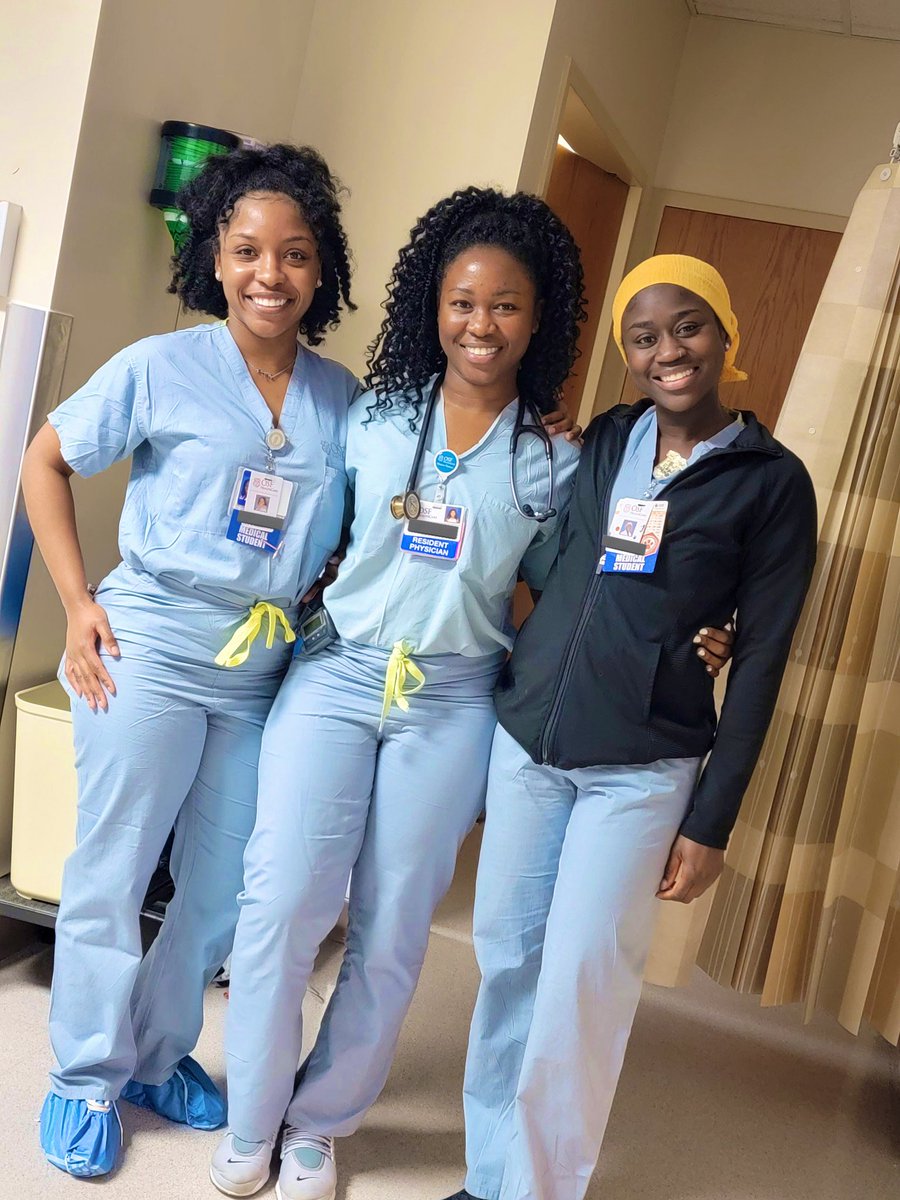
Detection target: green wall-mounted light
<box><xmin>149</xmin><ymin>121</ymin><xmax>242</xmax><ymax>249</ymax></box>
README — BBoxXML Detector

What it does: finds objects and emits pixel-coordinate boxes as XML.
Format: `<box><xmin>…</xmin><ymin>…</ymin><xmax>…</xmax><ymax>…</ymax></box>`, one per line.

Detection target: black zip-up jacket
<box><xmin>495</xmin><ymin>400</ymin><xmax>817</xmax><ymax>849</ymax></box>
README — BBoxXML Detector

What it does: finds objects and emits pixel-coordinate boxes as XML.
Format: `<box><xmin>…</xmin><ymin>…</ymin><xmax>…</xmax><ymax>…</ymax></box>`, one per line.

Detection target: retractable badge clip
<box><xmin>433</xmin><ymin>448</ymin><xmax>459</xmax><ymax>504</ymax></box>
<box><xmin>265</xmin><ymin>425</ymin><xmax>287</xmax><ymax>472</ymax></box>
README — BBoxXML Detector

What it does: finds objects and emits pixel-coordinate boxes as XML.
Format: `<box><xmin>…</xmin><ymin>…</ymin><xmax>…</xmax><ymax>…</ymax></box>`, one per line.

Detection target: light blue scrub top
<box><xmin>607</xmin><ymin>406</ymin><xmax>745</xmax><ymax>527</ymax></box>
<box><xmin>324</xmin><ymin>384</ymin><xmax>580</xmax><ymax>657</ymax></box>
<box><xmin>49</xmin><ymin>322</ymin><xmax>357</xmax><ymax>609</ymax></box>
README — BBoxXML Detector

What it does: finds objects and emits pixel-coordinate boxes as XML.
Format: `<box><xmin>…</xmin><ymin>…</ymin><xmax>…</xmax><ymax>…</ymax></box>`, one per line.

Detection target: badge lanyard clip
<box><xmin>433</xmin><ymin>447</ymin><xmax>459</xmax><ymax>504</ymax></box>
<box><xmin>265</xmin><ymin>425</ymin><xmax>287</xmax><ymax>473</ymax></box>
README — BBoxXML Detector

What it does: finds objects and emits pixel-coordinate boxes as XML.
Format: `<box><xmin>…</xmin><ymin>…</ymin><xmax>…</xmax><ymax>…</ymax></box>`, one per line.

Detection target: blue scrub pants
<box><xmin>48</xmin><ymin>572</ymin><xmax>294</xmax><ymax>1100</ymax></box>
<box><xmin>225</xmin><ymin>638</ymin><xmax>504</xmax><ymax>1141</ymax></box>
<box><xmin>464</xmin><ymin>725</ymin><xmax>701</xmax><ymax>1200</ymax></box>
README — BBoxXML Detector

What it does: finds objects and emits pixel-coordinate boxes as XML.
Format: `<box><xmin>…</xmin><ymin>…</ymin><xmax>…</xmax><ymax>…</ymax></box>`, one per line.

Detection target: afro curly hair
<box><xmin>365</xmin><ymin>187</ymin><xmax>586</xmax><ymax>424</ymax></box>
<box><xmin>168</xmin><ymin>143</ymin><xmax>355</xmax><ymax>345</ymax></box>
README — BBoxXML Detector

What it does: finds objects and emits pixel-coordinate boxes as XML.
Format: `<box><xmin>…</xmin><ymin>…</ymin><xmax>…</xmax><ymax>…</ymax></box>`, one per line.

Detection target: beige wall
<box><xmin>0</xmin><ymin>0</ymin><xmax>101</xmax><ymax>307</ymax></box>
<box><xmin>516</xmin><ymin>0</ymin><xmax>692</xmax><ymax>424</ymax></box>
<box><xmin>289</xmin><ymin>0</ymin><xmax>556</xmax><ymax>377</ymax></box>
<box><xmin>656</xmin><ymin>17</ymin><xmax>900</xmax><ymax>217</ymax></box>
<box><xmin>0</xmin><ymin>0</ymin><xmax>317</xmax><ymax>869</ymax></box>
<box><xmin>520</xmin><ymin>0</ymin><xmax>691</xmax><ymax>193</ymax></box>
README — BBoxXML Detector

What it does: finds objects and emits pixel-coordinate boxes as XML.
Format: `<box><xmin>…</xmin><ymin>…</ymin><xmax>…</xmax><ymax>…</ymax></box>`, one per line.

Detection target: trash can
<box><xmin>10</xmin><ymin>681</ymin><xmax>76</xmax><ymax>904</ymax></box>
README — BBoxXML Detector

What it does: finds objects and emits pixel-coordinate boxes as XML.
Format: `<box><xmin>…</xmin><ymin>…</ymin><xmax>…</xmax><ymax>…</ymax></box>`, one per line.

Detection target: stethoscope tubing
<box><xmin>509</xmin><ymin>397</ymin><xmax>556</xmax><ymax>523</ymax></box>
<box><xmin>395</xmin><ymin>380</ymin><xmax>555</xmax><ymax>523</ymax></box>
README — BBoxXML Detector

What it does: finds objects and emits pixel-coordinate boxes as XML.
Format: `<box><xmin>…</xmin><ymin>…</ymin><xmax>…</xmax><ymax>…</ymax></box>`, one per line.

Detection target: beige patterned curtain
<box><xmin>644</xmin><ymin>161</ymin><xmax>900</xmax><ymax>1046</ymax></box>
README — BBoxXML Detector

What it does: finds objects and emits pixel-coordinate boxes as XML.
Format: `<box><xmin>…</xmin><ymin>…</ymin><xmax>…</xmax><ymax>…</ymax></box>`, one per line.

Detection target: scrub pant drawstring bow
<box><xmin>215</xmin><ymin>602</ymin><xmax>296</xmax><ymax>668</ymax></box>
<box><xmin>379</xmin><ymin>640</ymin><xmax>425</xmax><ymax>729</ymax></box>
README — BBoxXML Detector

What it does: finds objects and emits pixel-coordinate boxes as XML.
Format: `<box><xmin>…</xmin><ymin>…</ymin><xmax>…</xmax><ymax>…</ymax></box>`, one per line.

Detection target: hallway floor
<box><xmin>3</xmin><ymin>829</ymin><xmax>897</xmax><ymax>1200</ymax></box>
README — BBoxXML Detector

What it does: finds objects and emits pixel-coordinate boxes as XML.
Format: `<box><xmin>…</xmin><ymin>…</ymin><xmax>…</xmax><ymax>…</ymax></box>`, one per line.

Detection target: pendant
<box><xmin>652</xmin><ymin>450</ymin><xmax>687</xmax><ymax>481</ymax></box>
<box><xmin>254</xmin><ymin>362</ymin><xmax>294</xmax><ymax>382</ymax></box>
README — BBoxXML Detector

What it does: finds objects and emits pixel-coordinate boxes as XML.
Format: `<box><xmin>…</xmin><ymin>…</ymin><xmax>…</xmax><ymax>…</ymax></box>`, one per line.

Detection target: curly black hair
<box><xmin>169</xmin><ymin>143</ymin><xmax>355</xmax><ymax>345</ymax></box>
<box><xmin>365</xmin><ymin>187</ymin><xmax>586</xmax><ymax>423</ymax></box>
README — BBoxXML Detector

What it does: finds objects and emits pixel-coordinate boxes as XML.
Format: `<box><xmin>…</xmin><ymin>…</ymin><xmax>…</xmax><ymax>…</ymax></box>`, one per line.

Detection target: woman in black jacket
<box><xmin>443</xmin><ymin>255</ymin><xmax>817</xmax><ymax>1200</ymax></box>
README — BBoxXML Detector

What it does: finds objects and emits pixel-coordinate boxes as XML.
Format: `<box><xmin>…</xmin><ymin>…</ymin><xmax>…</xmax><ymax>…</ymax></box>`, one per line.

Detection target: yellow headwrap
<box><xmin>611</xmin><ymin>254</ymin><xmax>748</xmax><ymax>384</ymax></box>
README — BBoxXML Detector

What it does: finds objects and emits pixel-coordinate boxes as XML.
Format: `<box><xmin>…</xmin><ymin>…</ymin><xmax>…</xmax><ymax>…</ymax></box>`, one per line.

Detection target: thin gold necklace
<box><xmin>247</xmin><ymin>355</ymin><xmax>296</xmax><ymax>382</ymax></box>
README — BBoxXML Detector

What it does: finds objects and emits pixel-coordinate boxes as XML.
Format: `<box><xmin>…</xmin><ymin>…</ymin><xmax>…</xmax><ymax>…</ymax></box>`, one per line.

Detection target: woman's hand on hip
<box><xmin>65</xmin><ymin>598</ymin><xmax>120</xmax><ymax>710</ymax></box>
<box><xmin>657</xmin><ymin>834</ymin><xmax>724</xmax><ymax>903</ymax></box>
<box><xmin>694</xmin><ymin>621</ymin><xmax>734</xmax><ymax>677</ymax></box>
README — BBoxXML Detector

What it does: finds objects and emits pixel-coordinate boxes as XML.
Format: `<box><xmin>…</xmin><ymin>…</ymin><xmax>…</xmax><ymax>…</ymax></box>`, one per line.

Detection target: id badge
<box><xmin>598</xmin><ymin>499</ymin><xmax>667</xmax><ymax>574</ymax></box>
<box><xmin>400</xmin><ymin>501</ymin><xmax>467</xmax><ymax>561</ymax></box>
<box><xmin>226</xmin><ymin>467</ymin><xmax>294</xmax><ymax>554</ymax></box>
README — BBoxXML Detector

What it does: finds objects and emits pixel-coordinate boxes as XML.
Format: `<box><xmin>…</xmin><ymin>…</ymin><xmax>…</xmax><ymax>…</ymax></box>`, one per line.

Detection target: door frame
<box><xmin>522</xmin><ymin>58</ymin><xmax>648</xmax><ymax>429</ymax></box>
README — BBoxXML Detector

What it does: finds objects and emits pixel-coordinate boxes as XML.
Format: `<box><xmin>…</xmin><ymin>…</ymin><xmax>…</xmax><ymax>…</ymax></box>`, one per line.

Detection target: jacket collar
<box><xmin>609</xmin><ymin>397</ymin><xmax>783</xmax><ymax>458</ymax></box>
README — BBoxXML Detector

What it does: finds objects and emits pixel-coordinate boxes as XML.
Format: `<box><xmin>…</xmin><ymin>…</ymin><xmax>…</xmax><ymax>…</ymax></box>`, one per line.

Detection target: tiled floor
<box><xmin>3</xmin><ymin>828</ymin><xmax>897</xmax><ymax>1199</ymax></box>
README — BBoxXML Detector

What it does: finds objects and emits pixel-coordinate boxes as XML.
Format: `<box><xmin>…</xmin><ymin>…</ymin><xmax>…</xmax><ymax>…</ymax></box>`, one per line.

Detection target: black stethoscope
<box><xmin>389</xmin><ymin>377</ymin><xmax>556</xmax><ymax>523</ymax></box>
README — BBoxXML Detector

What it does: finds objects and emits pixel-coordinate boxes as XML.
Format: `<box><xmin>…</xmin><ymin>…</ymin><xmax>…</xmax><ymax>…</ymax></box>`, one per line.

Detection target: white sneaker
<box><xmin>276</xmin><ymin>1129</ymin><xmax>336</xmax><ymax>1200</ymax></box>
<box><xmin>210</xmin><ymin>1131</ymin><xmax>276</xmax><ymax>1197</ymax></box>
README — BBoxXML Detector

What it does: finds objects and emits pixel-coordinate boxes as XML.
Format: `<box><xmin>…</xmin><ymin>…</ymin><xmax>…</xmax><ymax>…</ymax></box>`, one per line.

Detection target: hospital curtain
<box><xmin>644</xmin><ymin>160</ymin><xmax>900</xmax><ymax>1046</ymax></box>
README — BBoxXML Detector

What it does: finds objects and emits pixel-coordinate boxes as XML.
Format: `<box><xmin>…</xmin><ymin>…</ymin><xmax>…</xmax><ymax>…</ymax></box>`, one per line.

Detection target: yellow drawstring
<box><xmin>380</xmin><ymin>640</ymin><xmax>425</xmax><ymax>730</ymax></box>
<box><xmin>215</xmin><ymin>602</ymin><xmax>296</xmax><ymax>668</ymax></box>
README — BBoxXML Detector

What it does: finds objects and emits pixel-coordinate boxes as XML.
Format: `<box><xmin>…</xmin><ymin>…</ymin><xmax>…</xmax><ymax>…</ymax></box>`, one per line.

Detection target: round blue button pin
<box><xmin>435</xmin><ymin>449</ymin><xmax>459</xmax><ymax>476</ymax></box>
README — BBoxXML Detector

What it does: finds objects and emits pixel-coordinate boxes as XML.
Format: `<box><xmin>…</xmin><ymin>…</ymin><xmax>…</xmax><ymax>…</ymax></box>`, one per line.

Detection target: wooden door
<box><xmin>511</xmin><ymin>147</ymin><xmax>630</xmax><ymax>633</ymax></box>
<box><xmin>546</xmin><ymin>145</ymin><xmax>629</xmax><ymax>418</ymax></box>
<box><xmin>620</xmin><ymin>207</ymin><xmax>840</xmax><ymax>431</ymax></box>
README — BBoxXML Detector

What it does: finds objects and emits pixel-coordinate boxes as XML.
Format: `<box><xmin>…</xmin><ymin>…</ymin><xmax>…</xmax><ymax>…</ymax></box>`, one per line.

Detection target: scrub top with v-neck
<box><xmin>49</xmin><ymin>322</ymin><xmax>357</xmax><ymax>609</ymax></box>
<box><xmin>323</xmin><ymin>381</ymin><xmax>580</xmax><ymax>657</ymax></box>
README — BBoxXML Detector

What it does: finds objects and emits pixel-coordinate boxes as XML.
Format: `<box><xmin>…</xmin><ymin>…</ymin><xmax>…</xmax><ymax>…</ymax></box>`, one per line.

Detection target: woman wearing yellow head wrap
<box><xmin>451</xmin><ymin>256</ymin><xmax>817</xmax><ymax>1200</ymax></box>
<box><xmin>612</xmin><ymin>253</ymin><xmax>747</xmax><ymax>383</ymax></box>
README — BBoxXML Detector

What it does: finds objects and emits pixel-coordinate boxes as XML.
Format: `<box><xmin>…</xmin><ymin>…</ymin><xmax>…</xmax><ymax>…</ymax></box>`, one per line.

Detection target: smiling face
<box><xmin>437</xmin><ymin>244</ymin><xmax>539</xmax><ymax>400</ymax></box>
<box><xmin>622</xmin><ymin>284</ymin><xmax>729</xmax><ymax>414</ymax></box>
<box><xmin>214</xmin><ymin>191</ymin><xmax>320</xmax><ymax>346</ymax></box>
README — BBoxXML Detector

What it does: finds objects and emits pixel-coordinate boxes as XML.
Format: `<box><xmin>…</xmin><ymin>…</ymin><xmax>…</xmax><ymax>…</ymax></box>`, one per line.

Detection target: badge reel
<box><xmin>400</xmin><ymin>447</ymin><xmax>468</xmax><ymax>562</ymax></box>
<box><xmin>265</xmin><ymin>425</ymin><xmax>287</xmax><ymax>465</ymax></box>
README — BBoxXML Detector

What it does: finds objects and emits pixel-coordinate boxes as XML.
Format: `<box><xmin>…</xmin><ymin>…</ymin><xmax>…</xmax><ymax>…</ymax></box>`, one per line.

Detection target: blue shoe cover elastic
<box><xmin>40</xmin><ymin>1091</ymin><xmax>122</xmax><ymax>1177</ymax></box>
<box><xmin>120</xmin><ymin>1055</ymin><xmax>226</xmax><ymax>1129</ymax></box>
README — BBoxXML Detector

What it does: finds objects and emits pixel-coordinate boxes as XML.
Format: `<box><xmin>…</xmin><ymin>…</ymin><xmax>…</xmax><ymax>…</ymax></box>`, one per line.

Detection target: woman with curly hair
<box><xmin>23</xmin><ymin>142</ymin><xmax>357</xmax><ymax>1178</ymax></box>
<box><xmin>212</xmin><ymin>192</ymin><xmax>731</xmax><ymax>1200</ymax></box>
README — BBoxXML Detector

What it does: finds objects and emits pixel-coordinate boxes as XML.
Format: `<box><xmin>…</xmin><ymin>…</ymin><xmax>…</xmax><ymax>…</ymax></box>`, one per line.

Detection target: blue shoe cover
<box><xmin>120</xmin><ymin>1055</ymin><xmax>226</xmax><ymax>1129</ymax></box>
<box><xmin>40</xmin><ymin>1092</ymin><xmax>122</xmax><ymax>1177</ymax></box>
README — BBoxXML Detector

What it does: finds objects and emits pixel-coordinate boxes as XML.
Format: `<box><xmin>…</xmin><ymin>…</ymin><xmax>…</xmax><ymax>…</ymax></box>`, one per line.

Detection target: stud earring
<box><xmin>215</xmin><ymin>270</ymin><xmax>222</xmax><ymax>281</ymax></box>
<box><xmin>316</xmin><ymin>279</ymin><xmax>322</xmax><ymax>288</ymax></box>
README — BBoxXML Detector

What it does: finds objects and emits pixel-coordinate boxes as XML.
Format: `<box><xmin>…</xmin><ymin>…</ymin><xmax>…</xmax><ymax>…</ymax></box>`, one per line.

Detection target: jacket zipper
<box><xmin>539</xmin><ymin>439</ymin><xmax>620</xmax><ymax>764</ymax></box>
<box><xmin>537</xmin><ymin>425</ymin><xmax>781</xmax><ymax>765</ymax></box>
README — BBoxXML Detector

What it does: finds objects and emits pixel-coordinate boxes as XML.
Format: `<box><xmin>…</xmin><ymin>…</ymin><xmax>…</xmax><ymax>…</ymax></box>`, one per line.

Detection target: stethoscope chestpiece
<box><xmin>390</xmin><ymin>377</ymin><xmax>443</xmax><ymax>521</ymax></box>
<box><xmin>390</xmin><ymin>491</ymin><xmax>422</xmax><ymax>521</ymax></box>
<box><xmin>404</xmin><ymin>491</ymin><xmax>422</xmax><ymax>520</ymax></box>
